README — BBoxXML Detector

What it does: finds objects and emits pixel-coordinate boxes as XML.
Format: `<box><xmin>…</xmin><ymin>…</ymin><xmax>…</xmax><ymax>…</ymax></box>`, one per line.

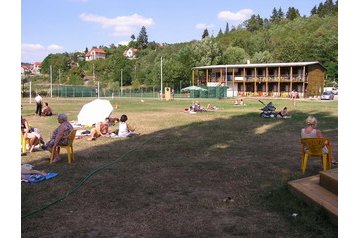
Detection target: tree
<box><xmin>225</xmin><ymin>22</ymin><xmax>230</xmax><ymax>34</ymax></box>
<box><xmin>137</xmin><ymin>26</ymin><xmax>149</xmax><ymax>49</ymax></box>
<box><xmin>311</xmin><ymin>6</ymin><xmax>317</xmax><ymax>15</ymax></box>
<box><xmin>246</xmin><ymin>14</ymin><xmax>263</xmax><ymax>32</ymax></box>
<box><xmin>222</xmin><ymin>47</ymin><xmax>249</xmax><ymax>64</ymax></box>
<box><xmin>270</xmin><ymin>7</ymin><xmax>284</xmax><ymax>23</ymax></box>
<box><xmin>217</xmin><ymin>28</ymin><xmax>223</xmax><ymax>37</ymax></box>
<box><xmin>251</xmin><ymin>51</ymin><xmax>273</xmax><ymax>63</ymax></box>
<box><xmin>191</xmin><ymin>37</ymin><xmax>222</xmax><ymax>66</ymax></box>
<box><xmin>277</xmin><ymin>7</ymin><xmax>284</xmax><ymax>21</ymax></box>
<box><xmin>202</xmin><ymin>28</ymin><xmax>209</xmax><ymax>39</ymax></box>
<box><xmin>270</xmin><ymin>7</ymin><xmax>279</xmax><ymax>23</ymax></box>
<box><xmin>316</xmin><ymin>0</ymin><xmax>338</xmax><ymax>17</ymax></box>
<box><xmin>286</xmin><ymin>7</ymin><xmax>301</xmax><ymax>20</ymax></box>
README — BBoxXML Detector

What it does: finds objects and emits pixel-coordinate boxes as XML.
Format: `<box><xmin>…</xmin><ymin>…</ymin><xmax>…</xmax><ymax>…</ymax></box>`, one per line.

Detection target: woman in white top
<box><xmin>301</xmin><ymin>116</ymin><xmax>322</xmax><ymax>138</ymax></box>
<box><xmin>117</xmin><ymin>114</ymin><xmax>138</xmax><ymax>137</ymax></box>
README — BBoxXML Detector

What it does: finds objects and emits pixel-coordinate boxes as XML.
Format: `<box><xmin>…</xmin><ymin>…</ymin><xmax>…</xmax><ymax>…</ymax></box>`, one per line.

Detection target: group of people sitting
<box><xmin>185</xmin><ymin>101</ymin><xmax>221</xmax><ymax>113</ymax></box>
<box><xmin>21</xmin><ymin>113</ymin><xmax>73</xmax><ymax>158</ymax></box>
<box><xmin>87</xmin><ymin>114</ymin><xmax>138</xmax><ymax>141</ymax></box>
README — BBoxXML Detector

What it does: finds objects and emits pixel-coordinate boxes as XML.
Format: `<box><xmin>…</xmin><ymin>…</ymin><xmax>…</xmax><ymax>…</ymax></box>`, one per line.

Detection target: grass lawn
<box><xmin>21</xmin><ymin>97</ymin><xmax>338</xmax><ymax>237</ymax></box>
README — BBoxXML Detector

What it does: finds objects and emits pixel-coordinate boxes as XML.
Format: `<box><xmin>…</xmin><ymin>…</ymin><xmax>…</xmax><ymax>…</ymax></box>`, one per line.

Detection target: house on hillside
<box><xmin>33</xmin><ymin>62</ymin><xmax>42</xmax><ymax>74</ymax></box>
<box><xmin>85</xmin><ymin>48</ymin><xmax>106</xmax><ymax>61</ymax></box>
<box><xmin>191</xmin><ymin>61</ymin><xmax>326</xmax><ymax>98</ymax></box>
<box><xmin>21</xmin><ymin>62</ymin><xmax>42</xmax><ymax>76</ymax></box>
<box><xmin>21</xmin><ymin>64</ymin><xmax>33</xmax><ymax>75</ymax></box>
<box><xmin>123</xmin><ymin>48</ymin><xmax>138</xmax><ymax>59</ymax></box>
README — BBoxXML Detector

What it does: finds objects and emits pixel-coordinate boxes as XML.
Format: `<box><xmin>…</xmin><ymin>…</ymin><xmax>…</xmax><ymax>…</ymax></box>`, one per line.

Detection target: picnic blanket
<box><xmin>21</xmin><ymin>172</ymin><xmax>58</xmax><ymax>184</ymax></box>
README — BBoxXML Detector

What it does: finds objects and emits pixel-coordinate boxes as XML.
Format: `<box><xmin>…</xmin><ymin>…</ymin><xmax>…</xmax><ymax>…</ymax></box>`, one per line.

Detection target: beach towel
<box><xmin>21</xmin><ymin>172</ymin><xmax>58</xmax><ymax>184</ymax></box>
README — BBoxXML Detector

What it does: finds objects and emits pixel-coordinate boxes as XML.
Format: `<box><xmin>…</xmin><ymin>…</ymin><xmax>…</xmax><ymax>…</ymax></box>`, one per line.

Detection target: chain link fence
<box><xmin>21</xmin><ymin>82</ymin><xmax>228</xmax><ymax>99</ymax></box>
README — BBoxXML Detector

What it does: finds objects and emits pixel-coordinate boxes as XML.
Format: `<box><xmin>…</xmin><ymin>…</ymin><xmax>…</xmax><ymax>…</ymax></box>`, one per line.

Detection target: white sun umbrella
<box><xmin>181</xmin><ymin>85</ymin><xmax>208</xmax><ymax>92</ymax></box>
<box><xmin>77</xmin><ymin>99</ymin><xmax>113</xmax><ymax>126</ymax></box>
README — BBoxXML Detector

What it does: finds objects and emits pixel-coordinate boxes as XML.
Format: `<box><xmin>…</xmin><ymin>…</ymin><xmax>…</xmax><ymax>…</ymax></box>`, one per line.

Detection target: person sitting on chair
<box><xmin>301</xmin><ymin>115</ymin><xmax>336</xmax><ymax>165</ymax></box>
<box><xmin>44</xmin><ymin>113</ymin><xmax>74</xmax><ymax>163</ymax></box>
<box><xmin>21</xmin><ymin>116</ymin><xmax>45</xmax><ymax>152</ymax></box>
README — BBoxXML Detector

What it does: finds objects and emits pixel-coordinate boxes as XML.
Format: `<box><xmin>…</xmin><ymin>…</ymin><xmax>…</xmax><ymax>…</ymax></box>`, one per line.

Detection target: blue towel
<box><xmin>22</xmin><ymin>172</ymin><xmax>58</xmax><ymax>184</ymax></box>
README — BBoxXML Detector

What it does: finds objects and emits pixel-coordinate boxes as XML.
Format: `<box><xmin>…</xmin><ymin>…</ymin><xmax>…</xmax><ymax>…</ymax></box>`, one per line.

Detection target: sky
<box><xmin>21</xmin><ymin>0</ymin><xmax>325</xmax><ymax>63</ymax></box>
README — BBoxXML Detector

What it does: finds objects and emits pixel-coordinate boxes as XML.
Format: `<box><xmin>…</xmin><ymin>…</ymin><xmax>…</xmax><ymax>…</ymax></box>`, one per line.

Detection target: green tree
<box><xmin>251</xmin><ymin>51</ymin><xmax>274</xmax><ymax>63</ymax></box>
<box><xmin>245</xmin><ymin>14</ymin><xmax>263</xmax><ymax>32</ymax></box>
<box><xmin>137</xmin><ymin>26</ymin><xmax>149</xmax><ymax>49</ymax></box>
<box><xmin>286</xmin><ymin>7</ymin><xmax>301</xmax><ymax>20</ymax></box>
<box><xmin>311</xmin><ymin>6</ymin><xmax>318</xmax><ymax>15</ymax></box>
<box><xmin>225</xmin><ymin>22</ymin><xmax>230</xmax><ymax>34</ymax></box>
<box><xmin>270</xmin><ymin>7</ymin><xmax>284</xmax><ymax>23</ymax></box>
<box><xmin>222</xmin><ymin>46</ymin><xmax>249</xmax><ymax>64</ymax></box>
<box><xmin>270</xmin><ymin>7</ymin><xmax>279</xmax><ymax>22</ymax></box>
<box><xmin>217</xmin><ymin>28</ymin><xmax>223</xmax><ymax>37</ymax></box>
<box><xmin>202</xmin><ymin>28</ymin><xmax>209</xmax><ymax>39</ymax></box>
<box><xmin>192</xmin><ymin>37</ymin><xmax>222</xmax><ymax>66</ymax></box>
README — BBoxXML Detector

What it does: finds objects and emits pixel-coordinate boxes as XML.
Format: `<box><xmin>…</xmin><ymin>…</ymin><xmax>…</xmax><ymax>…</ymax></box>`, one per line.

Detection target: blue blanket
<box><xmin>21</xmin><ymin>172</ymin><xmax>58</xmax><ymax>184</ymax></box>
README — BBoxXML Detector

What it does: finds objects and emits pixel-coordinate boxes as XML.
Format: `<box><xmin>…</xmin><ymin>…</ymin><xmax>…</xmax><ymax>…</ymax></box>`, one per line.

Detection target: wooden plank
<box><xmin>288</xmin><ymin>175</ymin><xmax>338</xmax><ymax>225</ymax></box>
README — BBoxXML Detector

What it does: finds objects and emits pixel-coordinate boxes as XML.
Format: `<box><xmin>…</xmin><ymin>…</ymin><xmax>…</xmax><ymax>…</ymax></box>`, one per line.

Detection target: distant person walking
<box><xmin>171</xmin><ymin>88</ymin><xmax>175</xmax><ymax>100</ymax></box>
<box><xmin>290</xmin><ymin>89</ymin><xmax>298</xmax><ymax>107</ymax></box>
<box><xmin>35</xmin><ymin>93</ymin><xmax>43</xmax><ymax>116</ymax></box>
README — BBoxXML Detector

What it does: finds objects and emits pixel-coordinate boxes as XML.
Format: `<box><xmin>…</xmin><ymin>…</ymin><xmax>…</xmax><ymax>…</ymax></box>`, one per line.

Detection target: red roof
<box><xmin>91</xmin><ymin>48</ymin><xmax>105</xmax><ymax>54</ymax></box>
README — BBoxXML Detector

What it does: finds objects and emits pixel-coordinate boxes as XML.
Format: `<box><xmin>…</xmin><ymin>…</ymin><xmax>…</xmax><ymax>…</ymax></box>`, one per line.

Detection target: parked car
<box><xmin>321</xmin><ymin>91</ymin><xmax>335</xmax><ymax>100</ymax></box>
<box><xmin>331</xmin><ymin>88</ymin><xmax>338</xmax><ymax>95</ymax></box>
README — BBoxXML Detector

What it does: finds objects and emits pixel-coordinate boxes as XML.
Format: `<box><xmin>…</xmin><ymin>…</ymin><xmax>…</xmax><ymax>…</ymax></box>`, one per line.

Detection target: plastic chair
<box><xmin>50</xmin><ymin>130</ymin><xmax>77</xmax><ymax>164</ymax></box>
<box><xmin>300</xmin><ymin>138</ymin><xmax>332</xmax><ymax>174</ymax></box>
<box><xmin>21</xmin><ymin>131</ymin><xmax>28</xmax><ymax>153</ymax></box>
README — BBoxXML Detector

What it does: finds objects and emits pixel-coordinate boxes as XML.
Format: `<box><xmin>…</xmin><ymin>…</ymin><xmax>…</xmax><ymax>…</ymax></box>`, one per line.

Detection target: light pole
<box><xmin>120</xmin><ymin>69</ymin><xmax>123</xmax><ymax>97</ymax></box>
<box><xmin>50</xmin><ymin>65</ymin><xmax>53</xmax><ymax>97</ymax></box>
<box><xmin>58</xmin><ymin>69</ymin><xmax>61</xmax><ymax>98</ymax></box>
<box><xmin>160</xmin><ymin>56</ymin><xmax>163</xmax><ymax>100</ymax></box>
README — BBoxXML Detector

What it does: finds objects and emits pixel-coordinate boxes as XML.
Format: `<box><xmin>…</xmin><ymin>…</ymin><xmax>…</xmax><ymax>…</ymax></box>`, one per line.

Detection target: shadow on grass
<box><xmin>21</xmin><ymin>108</ymin><xmax>338</xmax><ymax>237</ymax></box>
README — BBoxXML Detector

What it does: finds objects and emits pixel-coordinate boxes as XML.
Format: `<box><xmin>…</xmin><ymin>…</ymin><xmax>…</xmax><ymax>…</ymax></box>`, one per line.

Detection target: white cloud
<box><xmin>217</xmin><ymin>9</ymin><xmax>254</xmax><ymax>23</ymax></box>
<box><xmin>21</xmin><ymin>43</ymin><xmax>45</xmax><ymax>51</ymax></box>
<box><xmin>47</xmin><ymin>44</ymin><xmax>64</xmax><ymax>50</ymax></box>
<box><xmin>79</xmin><ymin>13</ymin><xmax>154</xmax><ymax>36</ymax></box>
<box><xmin>21</xmin><ymin>43</ymin><xmax>65</xmax><ymax>63</ymax></box>
<box><xmin>119</xmin><ymin>41</ymin><xmax>129</xmax><ymax>46</ymax></box>
<box><xmin>195</xmin><ymin>23</ymin><xmax>215</xmax><ymax>30</ymax></box>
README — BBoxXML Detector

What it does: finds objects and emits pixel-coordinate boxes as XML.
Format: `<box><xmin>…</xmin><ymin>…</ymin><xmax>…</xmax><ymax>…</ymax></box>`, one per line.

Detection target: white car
<box><xmin>321</xmin><ymin>91</ymin><xmax>335</xmax><ymax>100</ymax></box>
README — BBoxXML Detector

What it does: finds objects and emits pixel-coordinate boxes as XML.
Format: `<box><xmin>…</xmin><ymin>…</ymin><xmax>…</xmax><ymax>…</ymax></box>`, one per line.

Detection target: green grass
<box><xmin>21</xmin><ymin>97</ymin><xmax>338</xmax><ymax>237</ymax></box>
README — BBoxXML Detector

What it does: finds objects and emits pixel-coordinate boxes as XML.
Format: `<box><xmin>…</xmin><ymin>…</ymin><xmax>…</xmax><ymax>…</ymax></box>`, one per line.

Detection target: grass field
<box><xmin>21</xmin><ymin>97</ymin><xmax>338</xmax><ymax>237</ymax></box>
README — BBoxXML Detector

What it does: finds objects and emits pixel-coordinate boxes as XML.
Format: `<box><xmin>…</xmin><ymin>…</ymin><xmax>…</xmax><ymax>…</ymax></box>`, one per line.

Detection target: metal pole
<box><xmin>121</xmin><ymin>69</ymin><xmax>123</xmax><ymax>97</ymax></box>
<box><xmin>58</xmin><ymin>69</ymin><xmax>60</xmax><ymax>98</ymax></box>
<box><xmin>29</xmin><ymin>81</ymin><xmax>32</xmax><ymax>103</ymax></box>
<box><xmin>50</xmin><ymin>65</ymin><xmax>53</xmax><ymax>97</ymax></box>
<box><xmin>97</xmin><ymin>81</ymin><xmax>99</xmax><ymax>99</ymax></box>
<box><xmin>160</xmin><ymin>56</ymin><xmax>163</xmax><ymax>100</ymax></box>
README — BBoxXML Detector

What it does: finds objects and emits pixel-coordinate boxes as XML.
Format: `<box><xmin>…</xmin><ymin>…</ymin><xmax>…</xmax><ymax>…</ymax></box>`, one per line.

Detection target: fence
<box><xmin>21</xmin><ymin>82</ymin><xmax>228</xmax><ymax>99</ymax></box>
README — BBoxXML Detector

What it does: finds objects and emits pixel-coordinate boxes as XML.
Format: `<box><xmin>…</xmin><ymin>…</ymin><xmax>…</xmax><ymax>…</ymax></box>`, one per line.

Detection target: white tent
<box><xmin>77</xmin><ymin>99</ymin><xmax>113</xmax><ymax>126</ymax></box>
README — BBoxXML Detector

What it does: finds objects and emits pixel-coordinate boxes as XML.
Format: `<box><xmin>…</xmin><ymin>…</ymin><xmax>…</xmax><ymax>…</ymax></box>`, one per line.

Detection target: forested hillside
<box><xmin>30</xmin><ymin>0</ymin><xmax>338</xmax><ymax>90</ymax></box>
